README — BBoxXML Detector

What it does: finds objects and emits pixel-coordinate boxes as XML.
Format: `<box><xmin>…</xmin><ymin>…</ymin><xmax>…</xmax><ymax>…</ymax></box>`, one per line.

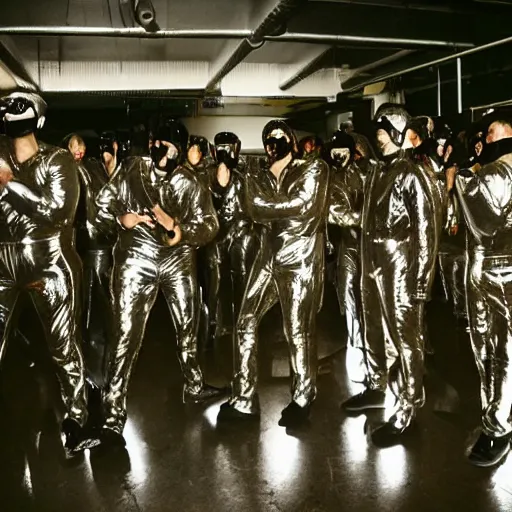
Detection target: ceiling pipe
<box><xmin>0</xmin><ymin>27</ymin><xmax>474</xmax><ymax>50</ymax></box>
<box><xmin>0</xmin><ymin>27</ymin><xmax>254</xmax><ymax>39</ymax></box>
<box><xmin>267</xmin><ymin>33</ymin><xmax>473</xmax><ymax>49</ymax></box>
<box><xmin>204</xmin><ymin>0</ymin><xmax>308</xmax><ymax>92</ymax></box>
<box><xmin>342</xmin><ymin>34</ymin><xmax>512</xmax><ymax>92</ymax></box>
<box><xmin>279</xmin><ymin>48</ymin><xmax>415</xmax><ymax>91</ymax></box>
<box><xmin>279</xmin><ymin>48</ymin><xmax>333</xmax><ymax>91</ymax></box>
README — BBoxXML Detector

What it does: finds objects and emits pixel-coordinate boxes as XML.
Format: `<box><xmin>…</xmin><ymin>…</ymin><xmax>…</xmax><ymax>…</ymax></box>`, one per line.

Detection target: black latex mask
<box><xmin>99</xmin><ymin>132</ymin><xmax>116</xmax><ymax>157</ymax></box>
<box><xmin>0</xmin><ymin>97</ymin><xmax>39</xmax><ymax>139</ymax></box>
<box><xmin>215</xmin><ymin>145</ymin><xmax>237</xmax><ymax>168</ymax></box>
<box><xmin>151</xmin><ymin>143</ymin><xmax>178</xmax><ymax>173</ymax></box>
<box><xmin>214</xmin><ymin>132</ymin><xmax>240</xmax><ymax>169</ymax></box>
<box><xmin>265</xmin><ymin>135</ymin><xmax>292</xmax><ymax>162</ymax></box>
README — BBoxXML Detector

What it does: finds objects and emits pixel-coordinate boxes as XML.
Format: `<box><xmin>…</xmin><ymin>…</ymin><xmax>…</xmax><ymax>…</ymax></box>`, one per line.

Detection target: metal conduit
<box><xmin>342</xmin><ymin>34</ymin><xmax>512</xmax><ymax>92</ymax></box>
<box><xmin>0</xmin><ymin>26</ymin><xmax>473</xmax><ymax>50</ymax></box>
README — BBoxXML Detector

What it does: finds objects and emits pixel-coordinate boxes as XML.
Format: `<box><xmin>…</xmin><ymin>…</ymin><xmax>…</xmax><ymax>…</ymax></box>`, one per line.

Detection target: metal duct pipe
<box><xmin>205</xmin><ymin>0</ymin><xmax>307</xmax><ymax>92</ymax></box>
<box><xmin>133</xmin><ymin>0</ymin><xmax>159</xmax><ymax>32</ymax></box>
<box><xmin>267</xmin><ymin>32</ymin><xmax>473</xmax><ymax>49</ymax></box>
<box><xmin>0</xmin><ymin>26</ymin><xmax>473</xmax><ymax>49</ymax></box>
<box><xmin>279</xmin><ymin>48</ymin><xmax>333</xmax><ymax>90</ymax></box>
<box><xmin>343</xmin><ymin>34</ymin><xmax>512</xmax><ymax>92</ymax></box>
<box><xmin>0</xmin><ymin>27</ymin><xmax>254</xmax><ymax>39</ymax></box>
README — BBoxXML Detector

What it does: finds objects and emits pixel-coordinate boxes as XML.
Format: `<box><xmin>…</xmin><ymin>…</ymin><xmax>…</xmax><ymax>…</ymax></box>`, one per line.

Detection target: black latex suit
<box><xmin>75</xmin><ymin>152</ymin><xmax>117</xmax><ymax>388</ymax></box>
<box><xmin>456</xmin><ymin>136</ymin><xmax>512</xmax><ymax>439</ymax></box>
<box><xmin>225</xmin><ymin>120</ymin><xmax>330</xmax><ymax>416</ymax></box>
<box><xmin>188</xmin><ymin>136</ymin><xmax>232</xmax><ymax>346</ymax></box>
<box><xmin>0</xmin><ymin>93</ymin><xmax>90</xmax><ymax>450</ymax></box>
<box><xmin>206</xmin><ymin>133</ymin><xmax>260</xmax><ymax>342</ymax></box>
<box><xmin>96</xmin><ymin>146</ymin><xmax>220</xmax><ymax>436</ymax></box>
<box><xmin>435</xmin><ymin>134</ymin><xmax>468</xmax><ymax>320</ymax></box>
<box><xmin>361</xmin><ymin>122</ymin><xmax>445</xmax><ymax>431</ymax></box>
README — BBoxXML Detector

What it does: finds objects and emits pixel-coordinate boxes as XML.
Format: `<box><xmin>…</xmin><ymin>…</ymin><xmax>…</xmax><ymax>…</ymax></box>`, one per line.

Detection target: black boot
<box><xmin>100</xmin><ymin>427</ymin><xmax>127</xmax><ymax>449</ymax></box>
<box><xmin>183</xmin><ymin>384</ymin><xmax>230</xmax><ymax>404</ymax></box>
<box><xmin>278</xmin><ymin>401</ymin><xmax>310</xmax><ymax>427</ymax></box>
<box><xmin>341</xmin><ymin>389</ymin><xmax>386</xmax><ymax>413</ymax></box>
<box><xmin>371</xmin><ymin>420</ymin><xmax>414</xmax><ymax>448</ymax></box>
<box><xmin>468</xmin><ymin>432</ymin><xmax>511</xmax><ymax>467</ymax></box>
<box><xmin>217</xmin><ymin>401</ymin><xmax>260</xmax><ymax>422</ymax></box>
<box><xmin>62</xmin><ymin>418</ymin><xmax>101</xmax><ymax>457</ymax></box>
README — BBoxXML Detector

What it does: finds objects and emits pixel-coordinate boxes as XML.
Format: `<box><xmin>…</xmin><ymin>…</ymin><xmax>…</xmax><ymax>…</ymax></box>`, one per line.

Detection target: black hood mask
<box><xmin>373</xmin><ymin>103</ymin><xmax>410</xmax><ymax>150</ymax></box>
<box><xmin>0</xmin><ymin>92</ymin><xmax>47</xmax><ymax>139</ymax></box>
<box><xmin>262</xmin><ymin>120</ymin><xmax>297</xmax><ymax>163</ymax></box>
<box><xmin>150</xmin><ymin>118</ymin><xmax>189</xmax><ymax>174</ymax></box>
<box><xmin>214</xmin><ymin>131</ymin><xmax>241</xmax><ymax>169</ymax></box>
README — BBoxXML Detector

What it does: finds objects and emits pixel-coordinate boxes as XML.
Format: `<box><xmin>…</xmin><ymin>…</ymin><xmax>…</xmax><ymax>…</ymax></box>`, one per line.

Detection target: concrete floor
<box><xmin>1</xmin><ymin>283</ymin><xmax>512</xmax><ymax>512</ymax></box>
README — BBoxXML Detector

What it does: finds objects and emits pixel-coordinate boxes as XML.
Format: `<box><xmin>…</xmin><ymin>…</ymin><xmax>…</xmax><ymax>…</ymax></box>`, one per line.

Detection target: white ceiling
<box><xmin>0</xmin><ymin>0</ymin><xmax>497</xmax><ymax>103</ymax></box>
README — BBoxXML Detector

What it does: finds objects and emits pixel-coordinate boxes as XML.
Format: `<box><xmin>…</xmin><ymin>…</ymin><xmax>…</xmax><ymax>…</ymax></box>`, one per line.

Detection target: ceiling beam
<box><xmin>279</xmin><ymin>47</ymin><xmax>333</xmax><ymax>90</ymax></box>
<box><xmin>205</xmin><ymin>0</ymin><xmax>308</xmax><ymax>92</ymax></box>
<box><xmin>0</xmin><ymin>36</ymin><xmax>38</xmax><ymax>91</ymax></box>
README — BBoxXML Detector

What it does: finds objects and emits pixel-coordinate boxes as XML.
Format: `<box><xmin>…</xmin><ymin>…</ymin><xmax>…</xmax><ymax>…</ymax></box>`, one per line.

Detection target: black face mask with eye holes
<box><xmin>265</xmin><ymin>136</ymin><xmax>292</xmax><ymax>161</ymax></box>
<box><xmin>151</xmin><ymin>144</ymin><xmax>177</xmax><ymax>173</ymax></box>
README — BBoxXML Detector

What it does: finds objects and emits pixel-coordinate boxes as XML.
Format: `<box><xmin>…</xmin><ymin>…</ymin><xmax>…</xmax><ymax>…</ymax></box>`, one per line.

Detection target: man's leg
<box><xmin>160</xmin><ymin>249</ymin><xmax>224</xmax><ymax>403</ymax></box>
<box><xmin>467</xmin><ymin>256</ymin><xmax>512</xmax><ymax>466</ymax></box>
<box><xmin>0</xmin><ymin>246</ymin><xmax>19</xmax><ymax>367</ymax></box>
<box><xmin>370</xmin><ymin>261</ymin><xmax>426</xmax><ymax>445</ymax></box>
<box><xmin>341</xmin><ymin>265</ymin><xmax>388</xmax><ymax>412</ymax></box>
<box><xmin>223</xmin><ymin>252</ymin><xmax>278</xmax><ymax>416</ymax></box>
<box><xmin>275</xmin><ymin>264</ymin><xmax>320</xmax><ymax>425</ymax></box>
<box><xmin>28</xmin><ymin>247</ymin><xmax>88</xmax><ymax>429</ymax></box>
<box><xmin>82</xmin><ymin>249</ymin><xmax>113</xmax><ymax>388</ymax></box>
<box><xmin>102</xmin><ymin>248</ymin><xmax>159</xmax><ymax>437</ymax></box>
<box><xmin>466</xmin><ymin>252</ymin><xmax>494</xmax><ymax>412</ymax></box>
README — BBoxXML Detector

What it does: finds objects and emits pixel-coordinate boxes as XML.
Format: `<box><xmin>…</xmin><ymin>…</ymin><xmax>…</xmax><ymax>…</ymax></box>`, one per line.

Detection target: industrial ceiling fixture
<box><xmin>133</xmin><ymin>0</ymin><xmax>159</xmax><ymax>32</ymax></box>
<box><xmin>118</xmin><ymin>0</ymin><xmax>160</xmax><ymax>32</ymax></box>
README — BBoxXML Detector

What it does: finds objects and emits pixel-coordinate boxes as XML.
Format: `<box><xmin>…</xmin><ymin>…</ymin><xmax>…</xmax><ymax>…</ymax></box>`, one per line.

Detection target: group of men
<box><xmin>1</xmin><ymin>87</ymin><xmax>512</xmax><ymax>469</ymax></box>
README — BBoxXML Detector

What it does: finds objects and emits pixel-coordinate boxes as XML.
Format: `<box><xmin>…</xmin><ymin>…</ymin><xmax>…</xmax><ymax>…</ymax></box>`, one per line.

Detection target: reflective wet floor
<box><xmin>2</xmin><ymin>283</ymin><xmax>512</xmax><ymax>512</ymax></box>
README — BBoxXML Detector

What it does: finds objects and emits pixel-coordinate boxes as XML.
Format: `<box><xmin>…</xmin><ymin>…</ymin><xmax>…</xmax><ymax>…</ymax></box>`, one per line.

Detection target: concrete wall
<box><xmin>182</xmin><ymin>115</ymin><xmax>313</xmax><ymax>151</ymax></box>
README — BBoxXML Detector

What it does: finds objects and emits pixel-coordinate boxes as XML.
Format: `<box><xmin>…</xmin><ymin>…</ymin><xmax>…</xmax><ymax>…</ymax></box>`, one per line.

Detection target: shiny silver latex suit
<box><xmin>456</xmin><ymin>138</ymin><xmax>512</xmax><ymax>438</ymax></box>
<box><xmin>361</xmin><ymin>146</ymin><xmax>444</xmax><ymax>429</ymax></box>
<box><xmin>228</xmin><ymin>146</ymin><xmax>330</xmax><ymax>415</ymax></box>
<box><xmin>96</xmin><ymin>155</ymin><xmax>219</xmax><ymax>434</ymax></box>
<box><xmin>0</xmin><ymin>135</ymin><xmax>88</xmax><ymax>427</ymax></box>
<box><xmin>76</xmin><ymin>157</ymin><xmax>117</xmax><ymax>388</ymax></box>
<box><xmin>328</xmin><ymin>159</ymin><xmax>367</xmax><ymax>358</ymax></box>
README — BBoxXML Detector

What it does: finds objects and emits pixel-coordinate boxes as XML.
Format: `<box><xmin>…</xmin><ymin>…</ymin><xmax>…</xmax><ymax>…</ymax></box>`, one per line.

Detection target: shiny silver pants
<box><xmin>362</xmin><ymin>257</ymin><xmax>426</xmax><ymax>428</ymax></box>
<box><xmin>229</xmin><ymin>234</ymin><xmax>259</xmax><ymax>327</ymax></box>
<box><xmin>439</xmin><ymin>251</ymin><xmax>467</xmax><ymax>319</ymax></box>
<box><xmin>337</xmin><ymin>241</ymin><xmax>364</xmax><ymax>351</ymax></box>
<box><xmin>230</xmin><ymin>253</ymin><xmax>321</xmax><ymax>414</ymax></box>
<box><xmin>82</xmin><ymin>249</ymin><xmax>113</xmax><ymax>388</ymax></box>
<box><xmin>0</xmin><ymin>238</ymin><xmax>88</xmax><ymax>426</ymax></box>
<box><xmin>199</xmin><ymin>242</ymin><xmax>230</xmax><ymax>344</ymax></box>
<box><xmin>466</xmin><ymin>250</ymin><xmax>512</xmax><ymax>438</ymax></box>
<box><xmin>103</xmin><ymin>244</ymin><xmax>204</xmax><ymax>434</ymax></box>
